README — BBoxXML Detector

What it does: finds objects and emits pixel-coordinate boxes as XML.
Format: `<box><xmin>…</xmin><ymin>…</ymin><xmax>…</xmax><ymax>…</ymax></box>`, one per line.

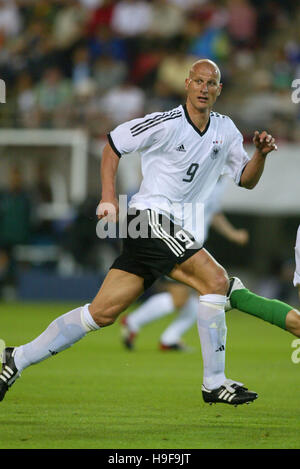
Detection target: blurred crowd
<box><xmin>0</xmin><ymin>0</ymin><xmax>299</xmax><ymax>140</ymax></box>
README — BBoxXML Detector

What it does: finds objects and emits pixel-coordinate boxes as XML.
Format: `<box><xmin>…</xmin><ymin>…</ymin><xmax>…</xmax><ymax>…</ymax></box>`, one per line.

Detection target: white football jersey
<box><xmin>294</xmin><ymin>225</ymin><xmax>300</xmax><ymax>287</ymax></box>
<box><xmin>203</xmin><ymin>176</ymin><xmax>228</xmax><ymax>242</ymax></box>
<box><xmin>108</xmin><ymin>104</ymin><xmax>249</xmax><ymax>244</ymax></box>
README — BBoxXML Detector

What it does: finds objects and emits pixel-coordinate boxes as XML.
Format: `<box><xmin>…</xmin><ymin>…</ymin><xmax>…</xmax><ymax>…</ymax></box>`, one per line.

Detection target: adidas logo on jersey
<box><xmin>176</xmin><ymin>144</ymin><xmax>186</xmax><ymax>152</ymax></box>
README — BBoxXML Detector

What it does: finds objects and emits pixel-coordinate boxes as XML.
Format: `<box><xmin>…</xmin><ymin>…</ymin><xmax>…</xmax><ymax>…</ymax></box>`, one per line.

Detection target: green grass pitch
<box><xmin>0</xmin><ymin>301</ymin><xmax>300</xmax><ymax>449</ymax></box>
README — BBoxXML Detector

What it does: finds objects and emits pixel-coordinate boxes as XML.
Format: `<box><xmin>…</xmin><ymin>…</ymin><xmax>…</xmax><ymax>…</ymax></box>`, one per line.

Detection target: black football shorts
<box><xmin>110</xmin><ymin>209</ymin><xmax>202</xmax><ymax>290</ymax></box>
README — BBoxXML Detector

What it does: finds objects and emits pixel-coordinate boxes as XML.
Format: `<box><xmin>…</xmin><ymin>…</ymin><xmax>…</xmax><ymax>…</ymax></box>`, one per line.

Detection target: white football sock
<box><xmin>127</xmin><ymin>292</ymin><xmax>174</xmax><ymax>333</ymax></box>
<box><xmin>197</xmin><ymin>294</ymin><xmax>227</xmax><ymax>390</ymax></box>
<box><xmin>14</xmin><ymin>304</ymin><xmax>99</xmax><ymax>372</ymax></box>
<box><xmin>160</xmin><ymin>295</ymin><xmax>198</xmax><ymax>345</ymax></box>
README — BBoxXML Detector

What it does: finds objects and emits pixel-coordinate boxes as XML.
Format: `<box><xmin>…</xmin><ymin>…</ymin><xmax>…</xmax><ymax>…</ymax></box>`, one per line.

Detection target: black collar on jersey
<box><xmin>183</xmin><ymin>104</ymin><xmax>210</xmax><ymax>137</ymax></box>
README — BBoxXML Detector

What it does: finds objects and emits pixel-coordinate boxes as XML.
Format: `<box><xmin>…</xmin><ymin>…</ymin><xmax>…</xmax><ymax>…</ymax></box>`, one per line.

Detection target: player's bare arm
<box><xmin>240</xmin><ymin>130</ymin><xmax>277</xmax><ymax>189</ymax></box>
<box><xmin>97</xmin><ymin>142</ymin><xmax>120</xmax><ymax>222</ymax></box>
<box><xmin>210</xmin><ymin>213</ymin><xmax>249</xmax><ymax>246</ymax></box>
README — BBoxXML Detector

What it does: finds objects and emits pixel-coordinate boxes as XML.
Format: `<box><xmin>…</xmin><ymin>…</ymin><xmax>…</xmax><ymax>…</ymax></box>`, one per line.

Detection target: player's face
<box><xmin>185</xmin><ymin>65</ymin><xmax>222</xmax><ymax>112</ymax></box>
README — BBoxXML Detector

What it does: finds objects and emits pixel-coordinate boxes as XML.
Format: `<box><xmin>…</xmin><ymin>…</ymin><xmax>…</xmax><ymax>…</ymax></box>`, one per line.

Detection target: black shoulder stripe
<box><xmin>238</xmin><ymin>162</ymin><xmax>249</xmax><ymax>186</ymax></box>
<box><xmin>107</xmin><ymin>133</ymin><xmax>122</xmax><ymax>158</ymax></box>
<box><xmin>131</xmin><ymin>114</ymin><xmax>181</xmax><ymax>137</ymax></box>
<box><xmin>130</xmin><ymin>110</ymin><xmax>181</xmax><ymax>134</ymax></box>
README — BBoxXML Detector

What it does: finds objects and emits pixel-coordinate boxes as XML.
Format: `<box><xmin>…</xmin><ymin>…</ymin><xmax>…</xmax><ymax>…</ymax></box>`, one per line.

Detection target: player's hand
<box><xmin>96</xmin><ymin>198</ymin><xmax>119</xmax><ymax>222</ymax></box>
<box><xmin>231</xmin><ymin>229</ymin><xmax>249</xmax><ymax>246</ymax></box>
<box><xmin>253</xmin><ymin>131</ymin><xmax>277</xmax><ymax>156</ymax></box>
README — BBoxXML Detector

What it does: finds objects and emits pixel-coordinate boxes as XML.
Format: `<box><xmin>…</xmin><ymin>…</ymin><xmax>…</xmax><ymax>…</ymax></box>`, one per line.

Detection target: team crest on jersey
<box><xmin>210</xmin><ymin>140</ymin><xmax>223</xmax><ymax>160</ymax></box>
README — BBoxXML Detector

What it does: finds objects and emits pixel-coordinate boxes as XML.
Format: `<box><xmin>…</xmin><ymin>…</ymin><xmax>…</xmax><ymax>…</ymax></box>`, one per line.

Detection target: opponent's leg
<box><xmin>121</xmin><ymin>283</ymin><xmax>190</xmax><ymax>349</ymax></box>
<box><xmin>169</xmin><ymin>249</ymin><xmax>257</xmax><ymax>406</ymax></box>
<box><xmin>0</xmin><ymin>269</ymin><xmax>144</xmax><ymax>401</ymax></box>
<box><xmin>121</xmin><ymin>292</ymin><xmax>175</xmax><ymax>349</ymax></box>
<box><xmin>160</xmin><ymin>295</ymin><xmax>198</xmax><ymax>350</ymax></box>
<box><xmin>227</xmin><ymin>277</ymin><xmax>300</xmax><ymax>336</ymax></box>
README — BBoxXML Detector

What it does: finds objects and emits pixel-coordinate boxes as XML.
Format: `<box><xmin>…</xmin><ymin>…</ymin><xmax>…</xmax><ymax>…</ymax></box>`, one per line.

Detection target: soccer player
<box><xmin>121</xmin><ymin>177</ymin><xmax>249</xmax><ymax>351</ymax></box>
<box><xmin>0</xmin><ymin>59</ymin><xmax>278</xmax><ymax>406</ymax></box>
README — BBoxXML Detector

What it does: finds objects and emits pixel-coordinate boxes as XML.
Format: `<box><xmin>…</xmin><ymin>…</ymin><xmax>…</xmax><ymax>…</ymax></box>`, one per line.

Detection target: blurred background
<box><xmin>0</xmin><ymin>0</ymin><xmax>299</xmax><ymax>304</ymax></box>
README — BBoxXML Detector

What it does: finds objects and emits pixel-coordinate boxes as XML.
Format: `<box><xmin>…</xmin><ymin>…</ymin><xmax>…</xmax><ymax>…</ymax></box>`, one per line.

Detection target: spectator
<box><xmin>148</xmin><ymin>0</ymin><xmax>184</xmax><ymax>39</ymax></box>
<box><xmin>88</xmin><ymin>24</ymin><xmax>128</xmax><ymax>61</ymax></box>
<box><xmin>35</xmin><ymin>67</ymin><xmax>73</xmax><ymax>127</ymax></box>
<box><xmin>111</xmin><ymin>0</ymin><xmax>152</xmax><ymax>37</ymax></box>
<box><xmin>52</xmin><ymin>0</ymin><xmax>87</xmax><ymax>49</ymax></box>
<box><xmin>155</xmin><ymin>48</ymin><xmax>196</xmax><ymax>98</ymax></box>
<box><xmin>227</xmin><ymin>0</ymin><xmax>257</xmax><ymax>47</ymax></box>
<box><xmin>131</xmin><ymin>44</ymin><xmax>166</xmax><ymax>88</ymax></box>
<box><xmin>15</xmin><ymin>72</ymin><xmax>37</xmax><ymax>127</ymax></box>
<box><xmin>186</xmin><ymin>18</ymin><xmax>231</xmax><ymax>63</ymax></box>
<box><xmin>93</xmin><ymin>54</ymin><xmax>128</xmax><ymax>93</ymax></box>
<box><xmin>0</xmin><ymin>0</ymin><xmax>22</xmax><ymax>38</ymax></box>
<box><xmin>71</xmin><ymin>46</ymin><xmax>92</xmax><ymax>88</ymax></box>
<box><xmin>86</xmin><ymin>0</ymin><xmax>115</xmax><ymax>35</ymax></box>
<box><xmin>99</xmin><ymin>79</ymin><xmax>145</xmax><ymax>125</ymax></box>
<box><xmin>237</xmin><ymin>69</ymin><xmax>296</xmax><ymax>132</ymax></box>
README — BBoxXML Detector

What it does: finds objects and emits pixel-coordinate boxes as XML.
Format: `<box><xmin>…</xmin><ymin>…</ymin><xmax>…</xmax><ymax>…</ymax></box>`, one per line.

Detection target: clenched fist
<box><xmin>253</xmin><ymin>131</ymin><xmax>277</xmax><ymax>156</ymax></box>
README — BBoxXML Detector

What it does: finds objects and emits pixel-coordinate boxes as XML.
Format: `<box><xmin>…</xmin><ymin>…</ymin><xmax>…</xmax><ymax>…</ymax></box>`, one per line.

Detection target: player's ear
<box><xmin>185</xmin><ymin>78</ymin><xmax>190</xmax><ymax>90</ymax></box>
<box><xmin>216</xmin><ymin>83</ymin><xmax>223</xmax><ymax>96</ymax></box>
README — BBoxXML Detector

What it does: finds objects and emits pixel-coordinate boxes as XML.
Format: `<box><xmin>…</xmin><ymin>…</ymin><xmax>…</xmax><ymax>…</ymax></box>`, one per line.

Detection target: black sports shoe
<box><xmin>0</xmin><ymin>347</ymin><xmax>20</xmax><ymax>402</ymax></box>
<box><xmin>202</xmin><ymin>379</ymin><xmax>258</xmax><ymax>406</ymax></box>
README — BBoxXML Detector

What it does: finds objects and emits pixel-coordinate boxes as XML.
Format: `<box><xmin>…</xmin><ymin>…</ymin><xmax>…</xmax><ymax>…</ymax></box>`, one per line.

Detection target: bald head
<box><xmin>185</xmin><ymin>59</ymin><xmax>222</xmax><ymax>113</ymax></box>
<box><xmin>189</xmin><ymin>59</ymin><xmax>221</xmax><ymax>84</ymax></box>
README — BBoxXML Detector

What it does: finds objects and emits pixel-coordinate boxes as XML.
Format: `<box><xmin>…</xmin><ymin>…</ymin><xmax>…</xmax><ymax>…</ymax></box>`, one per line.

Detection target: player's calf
<box><xmin>89</xmin><ymin>269</ymin><xmax>145</xmax><ymax>327</ymax></box>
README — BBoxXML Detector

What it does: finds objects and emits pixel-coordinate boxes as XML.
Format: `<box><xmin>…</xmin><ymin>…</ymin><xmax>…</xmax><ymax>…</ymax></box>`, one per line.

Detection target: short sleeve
<box><xmin>222</xmin><ymin>120</ymin><xmax>250</xmax><ymax>185</ymax></box>
<box><xmin>108</xmin><ymin>112</ymin><xmax>167</xmax><ymax>158</ymax></box>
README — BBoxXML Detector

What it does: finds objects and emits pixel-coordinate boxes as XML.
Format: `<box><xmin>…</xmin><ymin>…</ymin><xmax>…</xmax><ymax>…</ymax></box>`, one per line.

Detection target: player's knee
<box><xmin>205</xmin><ymin>269</ymin><xmax>229</xmax><ymax>295</ymax></box>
